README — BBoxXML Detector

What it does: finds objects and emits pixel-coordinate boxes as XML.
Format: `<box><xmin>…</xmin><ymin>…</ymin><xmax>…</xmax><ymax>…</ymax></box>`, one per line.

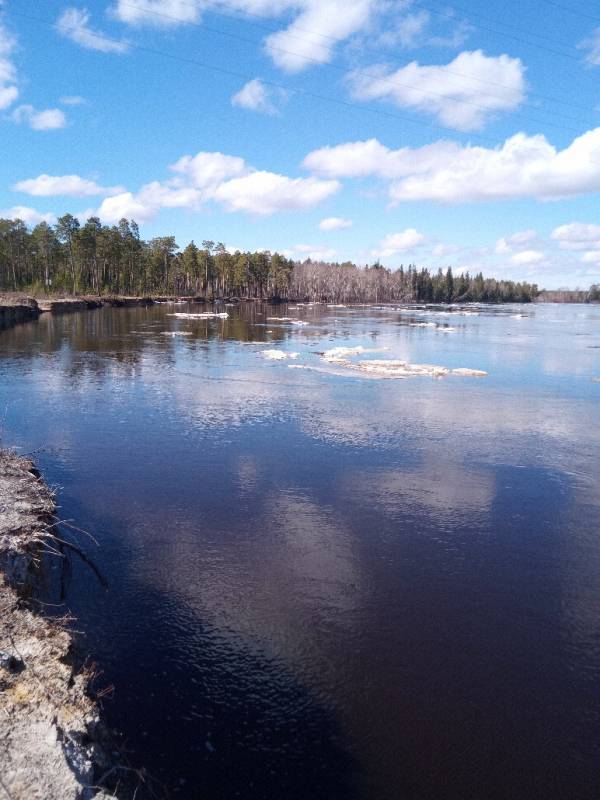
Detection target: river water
<box><xmin>1</xmin><ymin>302</ymin><xmax>599</xmax><ymax>799</ymax></box>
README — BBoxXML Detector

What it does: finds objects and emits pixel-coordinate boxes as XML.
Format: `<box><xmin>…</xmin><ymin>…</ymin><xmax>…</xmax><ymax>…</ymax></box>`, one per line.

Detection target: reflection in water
<box><xmin>1</xmin><ymin>302</ymin><xmax>600</xmax><ymax>799</ymax></box>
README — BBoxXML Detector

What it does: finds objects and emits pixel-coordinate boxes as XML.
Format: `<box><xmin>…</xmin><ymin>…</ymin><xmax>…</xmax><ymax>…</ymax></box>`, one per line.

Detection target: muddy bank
<box><xmin>0</xmin><ymin>449</ymin><xmax>112</xmax><ymax>799</ymax></box>
<box><xmin>0</xmin><ymin>294</ymin><xmax>211</xmax><ymax>334</ymax></box>
<box><xmin>0</xmin><ymin>295</ymin><xmax>40</xmax><ymax>331</ymax></box>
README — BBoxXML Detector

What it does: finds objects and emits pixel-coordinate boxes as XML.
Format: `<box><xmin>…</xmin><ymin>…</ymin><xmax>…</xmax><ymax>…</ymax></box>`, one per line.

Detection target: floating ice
<box><xmin>161</xmin><ymin>331</ymin><xmax>193</xmax><ymax>336</ymax></box>
<box><xmin>262</xmin><ymin>349</ymin><xmax>300</xmax><ymax>360</ymax></box>
<box><xmin>168</xmin><ymin>312</ymin><xmax>229</xmax><ymax>319</ymax></box>
<box><xmin>316</xmin><ymin>351</ymin><xmax>487</xmax><ymax>379</ymax></box>
<box><xmin>322</xmin><ymin>346</ymin><xmax>388</xmax><ymax>362</ymax></box>
<box><xmin>266</xmin><ymin>317</ymin><xmax>309</xmax><ymax>326</ymax></box>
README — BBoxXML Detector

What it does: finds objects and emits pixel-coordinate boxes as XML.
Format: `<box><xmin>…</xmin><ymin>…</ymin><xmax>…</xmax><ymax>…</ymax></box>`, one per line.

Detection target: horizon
<box><xmin>1</xmin><ymin>1</ymin><xmax>600</xmax><ymax>289</ymax></box>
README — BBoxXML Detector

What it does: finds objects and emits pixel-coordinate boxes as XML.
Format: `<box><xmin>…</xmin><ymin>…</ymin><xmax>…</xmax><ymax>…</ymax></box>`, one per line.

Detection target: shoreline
<box><xmin>0</xmin><ymin>449</ymin><xmax>112</xmax><ymax>799</ymax></box>
<box><xmin>0</xmin><ymin>292</ymin><xmax>550</xmax><ymax>331</ymax></box>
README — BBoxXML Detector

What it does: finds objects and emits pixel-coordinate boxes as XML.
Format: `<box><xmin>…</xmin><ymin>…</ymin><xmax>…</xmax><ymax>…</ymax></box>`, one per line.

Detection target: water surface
<box><xmin>1</xmin><ymin>302</ymin><xmax>599</xmax><ymax>799</ymax></box>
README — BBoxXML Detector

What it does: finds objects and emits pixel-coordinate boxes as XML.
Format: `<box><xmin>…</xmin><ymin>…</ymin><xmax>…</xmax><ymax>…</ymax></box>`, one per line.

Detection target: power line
<box><xmin>420</xmin><ymin>0</ymin><xmax>587</xmax><ymax>65</ymax></box>
<box><xmin>114</xmin><ymin>1</ymin><xmax>598</xmax><ymax>134</ymax></box>
<box><xmin>7</xmin><ymin>7</ymin><xmax>600</xmax><ymax>163</ymax></box>
<box><xmin>124</xmin><ymin>0</ymin><xmax>599</xmax><ymax>117</ymax></box>
<box><xmin>535</xmin><ymin>0</ymin><xmax>600</xmax><ymax>26</ymax></box>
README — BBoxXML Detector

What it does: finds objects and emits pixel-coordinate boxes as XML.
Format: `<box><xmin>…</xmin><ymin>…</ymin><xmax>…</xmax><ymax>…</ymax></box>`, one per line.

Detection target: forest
<box><xmin>0</xmin><ymin>213</ymin><xmax>542</xmax><ymax>304</ymax></box>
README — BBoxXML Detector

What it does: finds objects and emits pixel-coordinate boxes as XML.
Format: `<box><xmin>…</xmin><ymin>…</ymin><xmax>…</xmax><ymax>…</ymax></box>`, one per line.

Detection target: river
<box><xmin>1</xmin><ymin>301</ymin><xmax>599</xmax><ymax>799</ymax></box>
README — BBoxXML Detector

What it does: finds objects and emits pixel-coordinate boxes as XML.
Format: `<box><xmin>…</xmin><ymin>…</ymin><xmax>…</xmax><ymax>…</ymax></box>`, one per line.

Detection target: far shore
<box><xmin>0</xmin><ymin>291</ymin><xmax>597</xmax><ymax>335</ymax></box>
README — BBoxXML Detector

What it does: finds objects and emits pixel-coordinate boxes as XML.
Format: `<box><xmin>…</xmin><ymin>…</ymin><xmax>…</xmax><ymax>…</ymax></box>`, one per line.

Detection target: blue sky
<box><xmin>1</xmin><ymin>0</ymin><xmax>600</xmax><ymax>288</ymax></box>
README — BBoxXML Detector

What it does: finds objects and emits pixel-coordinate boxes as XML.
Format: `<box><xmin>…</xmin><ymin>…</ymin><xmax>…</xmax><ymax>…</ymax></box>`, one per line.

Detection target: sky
<box><xmin>1</xmin><ymin>0</ymin><xmax>600</xmax><ymax>288</ymax></box>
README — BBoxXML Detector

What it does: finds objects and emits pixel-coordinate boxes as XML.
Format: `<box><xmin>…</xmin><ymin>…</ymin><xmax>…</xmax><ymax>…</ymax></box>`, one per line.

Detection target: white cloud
<box><xmin>111</xmin><ymin>0</ymin><xmax>381</xmax><ymax>71</ymax></box>
<box><xmin>264</xmin><ymin>0</ymin><xmax>377</xmax><ymax>72</ymax></box>
<box><xmin>551</xmin><ymin>223</ymin><xmax>600</xmax><ymax>251</ymax></box>
<box><xmin>348</xmin><ymin>50</ymin><xmax>526</xmax><ymax>131</ymax></box>
<box><xmin>373</xmin><ymin>228</ymin><xmax>426</xmax><ymax>258</ymax></box>
<box><xmin>170</xmin><ymin>150</ymin><xmax>248</xmax><ymax>187</ymax></box>
<box><xmin>14</xmin><ymin>174</ymin><xmax>123</xmax><ymax>197</ymax></box>
<box><xmin>57</xmin><ymin>8</ymin><xmax>129</xmax><ymax>53</ymax></box>
<box><xmin>380</xmin><ymin>10</ymin><xmax>430</xmax><ymax>49</ymax></box>
<box><xmin>231</xmin><ymin>78</ymin><xmax>285</xmax><ymax>114</ymax></box>
<box><xmin>428</xmin><ymin>20</ymin><xmax>472</xmax><ymax>49</ymax></box>
<box><xmin>293</xmin><ymin>243</ymin><xmax>338</xmax><ymax>260</ymax></box>
<box><xmin>579</xmin><ymin>27</ymin><xmax>600</xmax><ymax>66</ymax></box>
<box><xmin>59</xmin><ymin>94</ymin><xmax>86</xmax><ymax>105</ymax></box>
<box><xmin>495</xmin><ymin>229</ymin><xmax>537</xmax><ymax>253</ymax></box>
<box><xmin>94</xmin><ymin>149</ymin><xmax>339</xmax><ymax>222</ymax></box>
<box><xmin>213</xmin><ymin>171</ymin><xmax>340</xmax><ymax>215</ymax></box>
<box><xmin>96</xmin><ymin>191</ymin><xmax>157</xmax><ymax>223</ymax></box>
<box><xmin>510</xmin><ymin>249</ymin><xmax>544</xmax><ymax>265</ymax></box>
<box><xmin>432</xmin><ymin>243</ymin><xmax>460</xmax><ymax>257</ymax></box>
<box><xmin>319</xmin><ymin>216</ymin><xmax>352</xmax><ymax>231</ymax></box>
<box><xmin>0</xmin><ymin>206</ymin><xmax>56</xmax><ymax>225</ymax></box>
<box><xmin>0</xmin><ymin>20</ymin><xmax>18</xmax><ymax>110</ymax></box>
<box><xmin>111</xmin><ymin>0</ymin><xmax>200</xmax><ymax>26</ymax></box>
<box><xmin>580</xmin><ymin>250</ymin><xmax>600</xmax><ymax>264</ymax></box>
<box><xmin>11</xmin><ymin>105</ymin><xmax>67</xmax><ymax>130</ymax></box>
<box><xmin>304</xmin><ymin>128</ymin><xmax>600</xmax><ymax>204</ymax></box>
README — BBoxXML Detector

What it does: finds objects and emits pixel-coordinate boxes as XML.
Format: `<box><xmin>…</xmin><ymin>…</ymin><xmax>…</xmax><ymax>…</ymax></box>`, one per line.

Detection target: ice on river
<box><xmin>262</xmin><ymin>349</ymin><xmax>300</xmax><ymax>360</ymax></box>
<box><xmin>168</xmin><ymin>312</ymin><xmax>229</xmax><ymax>319</ymax></box>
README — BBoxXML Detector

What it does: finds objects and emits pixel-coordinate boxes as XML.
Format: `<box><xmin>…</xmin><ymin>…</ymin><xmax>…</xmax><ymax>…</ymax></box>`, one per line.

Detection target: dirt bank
<box><xmin>0</xmin><ymin>294</ymin><xmax>208</xmax><ymax>331</ymax></box>
<box><xmin>0</xmin><ymin>295</ymin><xmax>40</xmax><ymax>331</ymax></box>
<box><xmin>0</xmin><ymin>450</ymin><xmax>112</xmax><ymax>799</ymax></box>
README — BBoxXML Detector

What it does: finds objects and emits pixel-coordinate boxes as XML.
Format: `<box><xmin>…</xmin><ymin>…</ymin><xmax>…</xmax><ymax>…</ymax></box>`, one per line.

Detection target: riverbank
<box><xmin>0</xmin><ymin>449</ymin><xmax>111</xmax><ymax>799</ymax></box>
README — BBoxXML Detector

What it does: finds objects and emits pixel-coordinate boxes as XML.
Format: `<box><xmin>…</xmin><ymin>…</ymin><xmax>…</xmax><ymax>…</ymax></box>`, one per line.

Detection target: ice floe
<box><xmin>322</xmin><ymin>346</ymin><xmax>389</xmax><ymax>362</ymax></box>
<box><xmin>266</xmin><ymin>317</ymin><xmax>309</xmax><ymax>326</ymax></box>
<box><xmin>168</xmin><ymin>312</ymin><xmax>229</xmax><ymax>319</ymax></box>
<box><xmin>313</xmin><ymin>352</ymin><xmax>487</xmax><ymax>379</ymax></box>
<box><xmin>262</xmin><ymin>349</ymin><xmax>300</xmax><ymax>360</ymax></box>
<box><xmin>161</xmin><ymin>331</ymin><xmax>193</xmax><ymax>336</ymax></box>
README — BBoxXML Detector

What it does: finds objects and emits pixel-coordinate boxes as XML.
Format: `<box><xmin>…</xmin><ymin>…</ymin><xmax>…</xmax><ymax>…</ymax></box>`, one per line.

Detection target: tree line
<box><xmin>1</xmin><ymin>213</ymin><xmax>540</xmax><ymax>303</ymax></box>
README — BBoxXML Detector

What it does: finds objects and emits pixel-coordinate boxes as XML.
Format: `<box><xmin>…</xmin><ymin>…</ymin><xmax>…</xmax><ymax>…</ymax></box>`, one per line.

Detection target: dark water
<box><xmin>1</xmin><ymin>302</ymin><xmax>599</xmax><ymax>799</ymax></box>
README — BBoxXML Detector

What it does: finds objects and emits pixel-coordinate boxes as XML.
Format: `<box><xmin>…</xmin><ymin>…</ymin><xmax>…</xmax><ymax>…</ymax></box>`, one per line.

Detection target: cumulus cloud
<box><xmin>94</xmin><ymin>149</ymin><xmax>339</xmax><ymax>222</ymax></box>
<box><xmin>432</xmin><ymin>243</ymin><xmax>460</xmax><ymax>257</ymax></box>
<box><xmin>264</xmin><ymin>0</ymin><xmax>377</xmax><ymax>72</ymax></box>
<box><xmin>0</xmin><ymin>20</ymin><xmax>19</xmax><ymax>110</ymax></box>
<box><xmin>579</xmin><ymin>250</ymin><xmax>600</xmax><ymax>264</ymax></box>
<box><xmin>170</xmin><ymin>150</ymin><xmax>248</xmax><ymax>188</ymax></box>
<box><xmin>59</xmin><ymin>94</ymin><xmax>87</xmax><ymax>105</ymax></box>
<box><xmin>213</xmin><ymin>172</ymin><xmax>340</xmax><ymax>215</ymax></box>
<box><xmin>96</xmin><ymin>191</ymin><xmax>157</xmax><ymax>223</ymax></box>
<box><xmin>551</xmin><ymin>223</ymin><xmax>600</xmax><ymax>251</ymax></box>
<box><xmin>495</xmin><ymin>229</ymin><xmax>538</xmax><ymax>253</ymax></box>
<box><xmin>231</xmin><ymin>78</ymin><xmax>286</xmax><ymax>114</ymax></box>
<box><xmin>510</xmin><ymin>249</ymin><xmax>544</xmax><ymax>265</ymax></box>
<box><xmin>319</xmin><ymin>216</ymin><xmax>352</xmax><ymax>231</ymax></box>
<box><xmin>304</xmin><ymin>128</ymin><xmax>600</xmax><ymax>204</ymax></box>
<box><xmin>373</xmin><ymin>228</ymin><xmax>426</xmax><ymax>258</ymax></box>
<box><xmin>579</xmin><ymin>27</ymin><xmax>600</xmax><ymax>66</ymax></box>
<box><xmin>112</xmin><ymin>0</ymin><xmax>380</xmax><ymax>71</ymax></box>
<box><xmin>57</xmin><ymin>8</ymin><xmax>129</xmax><ymax>53</ymax></box>
<box><xmin>14</xmin><ymin>174</ymin><xmax>123</xmax><ymax>197</ymax></box>
<box><xmin>111</xmin><ymin>0</ymin><xmax>200</xmax><ymax>26</ymax></box>
<box><xmin>11</xmin><ymin>105</ymin><xmax>67</xmax><ymax>130</ymax></box>
<box><xmin>379</xmin><ymin>10</ymin><xmax>430</xmax><ymax>49</ymax></box>
<box><xmin>292</xmin><ymin>243</ymin><xmax>338</xmax><ymax>260</ymax></box>
<box><xmin>0</xmin><ymin>206</ymin><xmax>57</xmax><ymax>225</ymax></box>
<box><xmin>348</xmin><ymin>50</ymin><xmax>526</xmax><ymax>131</ymax></box>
